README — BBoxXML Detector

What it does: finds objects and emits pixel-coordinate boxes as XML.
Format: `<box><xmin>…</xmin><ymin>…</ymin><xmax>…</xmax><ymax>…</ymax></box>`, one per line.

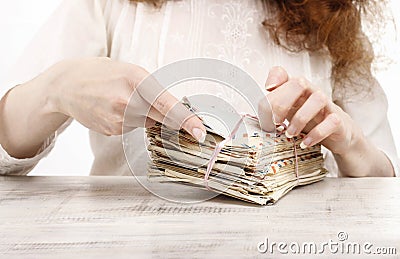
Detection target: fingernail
<box><xmin>285</xmin><ymin>126</ymin><xmax>297</xmax><ymax>138</ymax></box>
<box><xmin>192</xmin><ymin>128</ymin><xmax>206</xmax><ymax>143</ymax></box>
<box><xmin>285</xmin><ymin>131</ymin><xmax>294</xmax><ymax>139</ymax></box>
<box><xmin>272</xmin><ymin>115</ymin><xmax>282</xmax><ymax>125</ymax></box>
<box><xmin>300</xmin><ymin>137</ymin><xmax>312</xmax><ymax>149</ymax></box>
<box><xmin>276</xmin><ymin>125</ymin><xmax>285</xmax><ymax>132</ymax></box>
<box><xmin>266</xmin><ymin>83</ymin><xmax>278</xmax><ymax>91</ymax></box>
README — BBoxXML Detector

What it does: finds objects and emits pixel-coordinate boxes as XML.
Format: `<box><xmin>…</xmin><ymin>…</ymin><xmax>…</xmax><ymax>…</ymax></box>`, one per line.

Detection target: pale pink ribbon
<box><xmin>203</xmin><ymin>115</ymin><xmax>299</xmax><ymax>190</ymax></box>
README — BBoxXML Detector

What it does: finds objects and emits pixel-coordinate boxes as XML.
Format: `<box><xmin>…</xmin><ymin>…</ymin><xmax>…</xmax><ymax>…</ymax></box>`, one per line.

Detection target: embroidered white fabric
<box><xmin>0</xmin><ymin>0</ymin><xmax>398</xmax><ymax>176</ymax></box>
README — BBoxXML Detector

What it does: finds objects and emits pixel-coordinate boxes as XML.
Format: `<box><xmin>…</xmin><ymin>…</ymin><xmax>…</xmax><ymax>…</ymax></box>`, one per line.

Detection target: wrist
<box><xmin>1</xmin><ymin>65</ymin><xmax>70</xmax><ymax>158</ymax></box>
<box><xmin>27</xmin><ymin>62</ymin><xmax>70</xmax><ymax>122</ymax></box>
<box><xmin>330</xmin><ymin>117</ymin><xmax>394</xmax><ymax>177</ymax></box>
<box><xmin>35</xmin><ymin>61</ymin><xmax>69</xmax><ymax>116</ymax></box>
<box><xmin>333</xmin><ymin>127</ymin><xmax>369</xmax><ymax>177</ymax></box>
<box><xmin>335</xmin><ymin>127</ymin><xmax>366</xmax><ymax>158</ymax></box>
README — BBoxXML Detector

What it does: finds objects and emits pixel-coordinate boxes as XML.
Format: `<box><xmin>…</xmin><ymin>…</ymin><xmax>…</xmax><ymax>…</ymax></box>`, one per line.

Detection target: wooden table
<box><xmin>0</xmin><ymin>176</ymin><xmax>399</xmax><ymax>258</ymax></box>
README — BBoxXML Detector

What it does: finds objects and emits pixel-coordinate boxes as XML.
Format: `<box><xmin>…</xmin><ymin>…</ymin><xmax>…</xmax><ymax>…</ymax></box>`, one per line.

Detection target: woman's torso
<box><xmin>89</xmin><ymin>0</ymin><xmax>336</xmax><ymax>176</ymax></box>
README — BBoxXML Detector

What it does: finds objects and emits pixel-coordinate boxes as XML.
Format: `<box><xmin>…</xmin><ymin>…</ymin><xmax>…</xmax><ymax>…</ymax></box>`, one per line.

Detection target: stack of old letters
<box><xmin>146</xmin><ymin>99</ymin><xmax>327</xmax><ymax>205</ymax></box>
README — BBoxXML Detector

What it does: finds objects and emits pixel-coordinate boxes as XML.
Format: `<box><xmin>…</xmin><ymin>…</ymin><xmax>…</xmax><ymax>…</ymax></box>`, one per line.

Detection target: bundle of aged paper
<box><xmin>146</xmin><ymin>100</ymin><xmax>327</xmax><ymax>205</ymax></box>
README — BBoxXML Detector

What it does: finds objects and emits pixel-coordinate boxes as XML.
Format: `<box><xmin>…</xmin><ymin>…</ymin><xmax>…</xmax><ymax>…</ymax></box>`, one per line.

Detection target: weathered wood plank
<box><xmin>0</xmin><ymin>176</ymin><xmax>399</xmax><ymax>258</ymax></box>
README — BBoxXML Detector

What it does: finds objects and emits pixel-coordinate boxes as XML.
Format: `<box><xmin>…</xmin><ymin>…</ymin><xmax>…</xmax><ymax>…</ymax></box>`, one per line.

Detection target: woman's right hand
<box><xmin>45</xmin><ymin>58</ymin><xmax>206</xmax><ymax>141</ymax></box>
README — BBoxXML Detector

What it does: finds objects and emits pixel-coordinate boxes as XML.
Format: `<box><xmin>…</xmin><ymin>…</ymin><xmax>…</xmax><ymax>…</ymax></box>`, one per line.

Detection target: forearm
<box><xmin>0</xmin><ymin>71</ymin><xmax>69</xmax><ymax>159</ymax></box>
<box><xmin>334</xmin><ymin>134</ymin><xmax>395</xmax><ymax>177</ymax></box>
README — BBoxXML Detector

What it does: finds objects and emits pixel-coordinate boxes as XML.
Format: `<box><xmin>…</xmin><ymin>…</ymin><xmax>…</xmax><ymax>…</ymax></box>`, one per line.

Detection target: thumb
<box><xmin>265</xmin><ymin>66</ymin><xmax>288</xmax><ymax>91</ymax></box>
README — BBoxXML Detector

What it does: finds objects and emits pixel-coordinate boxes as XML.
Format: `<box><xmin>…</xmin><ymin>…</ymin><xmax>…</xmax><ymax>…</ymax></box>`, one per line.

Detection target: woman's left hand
<box><xmin>258</xmin><ymin>66</ymin><xmax>363</xmax><ymax>156</ymax></box>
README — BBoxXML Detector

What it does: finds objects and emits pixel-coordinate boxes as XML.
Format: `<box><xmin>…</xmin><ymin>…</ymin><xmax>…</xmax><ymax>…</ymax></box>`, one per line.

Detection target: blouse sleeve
<box><xmin>334</xmin><ymin>78</ymin><xmax>400</xmax><ymax>177</ymax></box>
<box><xmin>0</xmin><ymin>0</ymin><xmax>108</xmax><ymax>175</ymax></box>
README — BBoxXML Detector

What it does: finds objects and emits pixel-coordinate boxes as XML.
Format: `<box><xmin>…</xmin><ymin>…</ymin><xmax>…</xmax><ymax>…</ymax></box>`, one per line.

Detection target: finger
<box><xmin>286</xmin><ymin>90</ymin><xmax>328</xmax><ymax>138</ymax></box>
<box><xmin>142</xmin><ymin>106</ymin><xmax>164</xmax><ymax>126</ymax></box>
<box><xmin>136</xmin><ymin>73</ymin><xmax>206</xmax><ymax>142</ymax></box>
<box><xmin>160</xmin><ymin>101</ymin><xmax>206</xmax><ymax>142</ymax></box>
<box><xmin>300</xmin><ymin>113</ymin><xmax>342</xmax><ymax>149</ymax></box>
<box><xmin>122</xmin><ymin>126</ymin><xmax>136</xmax><ymax>134</ymax></box>
<box><xmin>124</xmin><ymin>92</ymin><xmax>152</xmax><ymax>127</ymax></box>
<box><xmin>135</xmin><ymin>72</ymin><xmax>180</xmax><ymax>116</ymax></box>
<box><xmin>146</xmin><ymin>106</ymin><xmax>187</xmax><ymax>130</ymax></box>
<box><xmin>144</xmin><ymin>117</ymin><xmax>157</xmax><ymax>128</ymax></box>
<box><xmin>124</xmin><ymin>106</ymin><xmax>191</xmax><ymax>131</ymax></box>
<box><xmin>265</xmin><ymin>66</ymin><xmax>289</xmax><ymax>91</ymax></box>
<box><xmin>284</xmin><ymin>95</ymin><xmax>309</xmax><ymax>122</ymax></box>
<box><xmin>258</xmin><ymin>96</ymin><xmax>275</xmax><ymax>132</ymax></box>
<box><xmin>267</xmin><ymin>77</ymin><xmax>311</xmax><ymax>125</ymax></box>
<box><xmin>258</xmin><ymin>67</ymin><xmax>289</xmax><ymax>131</ymax></box>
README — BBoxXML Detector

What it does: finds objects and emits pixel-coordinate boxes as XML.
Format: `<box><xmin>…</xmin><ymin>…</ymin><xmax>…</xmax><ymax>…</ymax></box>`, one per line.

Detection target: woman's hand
<box><xmin>46</xmin><ymin>58</ymin><xmax>206</xmax><ymax>140</ymax></box>
<box><xmin>0</xmin><ymin>57</ymin><xmax>206</xmax><ymax>159</ymax></box>
<box><xmin>258</xmin><ymin>66</ymin><xmax>394</xmax><ymax>177</ymax></box>
<box><xmin>258</xmin><ymin>66</ymin><xmax>363</xmax><ymax>156</ymax></box>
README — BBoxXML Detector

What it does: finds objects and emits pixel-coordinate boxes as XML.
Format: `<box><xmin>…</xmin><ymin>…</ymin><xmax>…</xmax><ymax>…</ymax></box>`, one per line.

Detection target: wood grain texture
<box><xmin>0</xmin><ymin>176</ymin><xmax>399</xmax><ymax>258</ymax></box>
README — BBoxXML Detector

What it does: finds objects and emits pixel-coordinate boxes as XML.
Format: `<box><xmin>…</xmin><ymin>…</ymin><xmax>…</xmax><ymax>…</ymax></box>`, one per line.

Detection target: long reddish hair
<box><xmin>131</xmin><ymin>0</ymin><xmax>380</xmax><ymax>94</ymax></box>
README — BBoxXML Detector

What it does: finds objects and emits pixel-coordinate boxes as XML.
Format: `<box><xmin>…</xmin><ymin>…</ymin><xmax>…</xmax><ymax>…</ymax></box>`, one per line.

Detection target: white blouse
<box><xmin>0</xmin><ymin>0</ymin><xmax>399</xmax><ymax>176</ymax></box>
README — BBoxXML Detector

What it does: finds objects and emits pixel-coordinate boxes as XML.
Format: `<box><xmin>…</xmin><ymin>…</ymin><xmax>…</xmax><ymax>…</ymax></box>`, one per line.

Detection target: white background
<box><xmin>0</xmin><ymin>0</ymin><xmax>399</xmax><ymax>176</ymax></box>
